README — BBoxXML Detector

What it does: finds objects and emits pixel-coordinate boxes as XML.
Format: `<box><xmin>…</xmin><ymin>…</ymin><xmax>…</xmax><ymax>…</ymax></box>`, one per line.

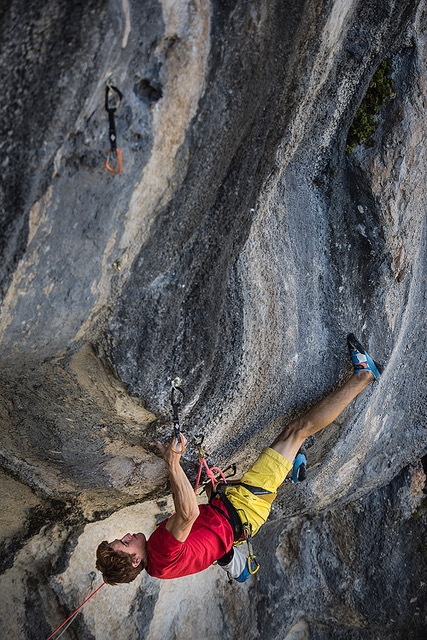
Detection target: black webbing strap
<box><xmin>212</xmin><ymin>483</ymin><xmax>262</xmax><ymax>575</ymax></box>
<box><xmin>104</xmin><ymin>83</ymin><xmax>124</xmax><ymax>174</ymax></box>
<box><xmin>210</xmin><ymin>480</ymin><xmax>275</xmax><ymax>541</ymax></box>
<box><xmin>210</xmin><ymin>484</ymin><xmax>243</xmax><ymax>542</ymax></box>
<box><xmin>105</xmin><ymin>84</ymin><xmax>123</xmax><ymax>154</ymax></box>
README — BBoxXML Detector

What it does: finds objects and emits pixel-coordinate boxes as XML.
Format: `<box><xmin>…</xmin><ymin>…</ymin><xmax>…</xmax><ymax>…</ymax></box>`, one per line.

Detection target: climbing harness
<box><xmin>104</xmin><ymin>81</ymin><xmax>123</xmax><ymax>174</ymax></box>
<box><xmin>45</xmin><ymin>582</ymin><xmax>105</xmax><ymax>640</ymax></box>
<box><xmin>170</xmin><ymin>377</ymin><xmax>186</xmax><ymax>453</ymax></box>
<box><xmin>192</xmin><ymin>434</ymin><xmax>260</xmax><ymax>576</ymax></box>
<box><xmin>212</xmin><ymin>483</ymin><xmax>260</xmax><ymax>576</ymax></box>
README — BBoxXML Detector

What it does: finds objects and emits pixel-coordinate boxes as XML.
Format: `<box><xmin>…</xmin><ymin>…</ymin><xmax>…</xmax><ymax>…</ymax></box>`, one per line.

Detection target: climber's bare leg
<box><xmin>271</xmin><ymin>371</ymin><xmax>374</xmax><ymax>464</ymax></box>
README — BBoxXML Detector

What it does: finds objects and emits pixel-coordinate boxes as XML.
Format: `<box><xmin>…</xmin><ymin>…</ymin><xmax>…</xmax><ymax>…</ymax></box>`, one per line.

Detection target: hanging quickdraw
<box><xmin>104</xmin><ymin>81</ymin><xmax>123</xmax><ymax>174</ymax></box>
<box><xmin>241</xmin><ymin>519</ymin><xmax>260</xmax><ymax>575</ymax></box>
<box><xmin>194</xmin><ymin>434</ymin><xmax>228</xmax><ymax>494</ymax></box>
<box><xmin>170</xmin><ymin>377</ymin><xmax>186</xmax><ymax>453</ymax></box>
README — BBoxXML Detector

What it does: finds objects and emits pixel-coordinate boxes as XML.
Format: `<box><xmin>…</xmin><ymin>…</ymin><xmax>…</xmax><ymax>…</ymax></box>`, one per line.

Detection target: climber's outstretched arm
<box><xmin>156</xmin><ymin>438</ymin><xmax>200</xmax><ymax>542</ymax></box>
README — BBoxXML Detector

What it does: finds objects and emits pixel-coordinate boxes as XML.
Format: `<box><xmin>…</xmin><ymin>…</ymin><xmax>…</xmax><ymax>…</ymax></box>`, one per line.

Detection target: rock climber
<box><xmin>96</xmin><ymin>334</ymin><xmax>381</xmax><ymax>584</ymax></box>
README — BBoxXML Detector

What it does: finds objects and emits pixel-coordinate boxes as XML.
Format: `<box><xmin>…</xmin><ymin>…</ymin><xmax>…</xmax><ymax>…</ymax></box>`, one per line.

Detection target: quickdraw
<box><xmin>240</xmin><ymin>519</ymin><xmax>260</xmax><ymax>575</ymax></box>
<box><xmin>104</xmin><ymin>81</ymin><xmax>123</xmax><ymax>174</ymax></box>
<box><xmin>170</xmin><ymin>377</ymin><xmax>186</xmax><ymax>453</ymax></box>
<box><xmin>194</xmin><ymin>434</ymin><xmax>228</xmax><ymax>492</ymax></box>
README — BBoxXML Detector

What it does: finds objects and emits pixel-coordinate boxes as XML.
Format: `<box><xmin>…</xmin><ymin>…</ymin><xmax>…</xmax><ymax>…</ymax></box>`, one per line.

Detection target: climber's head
<box><xmin>96</xmin><ymin>532</ymin><xmax>147</xmax><ymax>585</ymax></box>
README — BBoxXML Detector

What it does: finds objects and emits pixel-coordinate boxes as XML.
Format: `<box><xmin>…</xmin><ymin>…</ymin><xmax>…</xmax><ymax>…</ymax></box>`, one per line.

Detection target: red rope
<box><xmin>194</xmin><ymin>456</ymin><xmax>228</xmax><ymax>493</ymax></box>
<box><xmin>46</xmin><ymin>582</ymin><xmax>105</xmax><ymax>640</ymax></box>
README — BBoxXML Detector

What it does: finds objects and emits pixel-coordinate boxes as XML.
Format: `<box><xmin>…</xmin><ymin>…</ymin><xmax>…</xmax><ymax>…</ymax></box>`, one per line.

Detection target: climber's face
<box><xmin>110</xmin><ymin>532</ymin><xmax>147</xmax><ymax>567</ymax></box>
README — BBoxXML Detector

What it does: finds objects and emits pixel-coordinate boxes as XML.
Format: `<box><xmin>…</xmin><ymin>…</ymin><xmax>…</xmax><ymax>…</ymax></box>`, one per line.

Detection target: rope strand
<box><xmin>46</xmin><ymin>582</ymin><xmax>105</xmax><ymax>640</ymax></box>
<box><xmin>194</xmin><ymin>455</ymin><xmax>228</xmax><ymax>493</ymax></box>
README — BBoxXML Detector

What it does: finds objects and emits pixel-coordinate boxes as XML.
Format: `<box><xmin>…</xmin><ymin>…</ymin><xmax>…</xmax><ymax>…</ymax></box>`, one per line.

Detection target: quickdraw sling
<box><xmin>105</xmin><ymin>81</ymin><xmax>123</xmax><ymax>174</ymax></box>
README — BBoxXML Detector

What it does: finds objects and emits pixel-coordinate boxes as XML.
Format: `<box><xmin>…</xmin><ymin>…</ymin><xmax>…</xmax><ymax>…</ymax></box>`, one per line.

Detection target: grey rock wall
<box><xmin>1</xmin><ymin>0</ymin><xmax>427</xmax><ymax>638</ymax></box>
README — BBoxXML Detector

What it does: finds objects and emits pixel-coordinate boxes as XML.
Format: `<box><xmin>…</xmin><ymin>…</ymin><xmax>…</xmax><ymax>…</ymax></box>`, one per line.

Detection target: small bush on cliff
<box><xmin>346</xmin><ymin>58</ymin><xmax>396</xmax><ymax>153</ymax></box>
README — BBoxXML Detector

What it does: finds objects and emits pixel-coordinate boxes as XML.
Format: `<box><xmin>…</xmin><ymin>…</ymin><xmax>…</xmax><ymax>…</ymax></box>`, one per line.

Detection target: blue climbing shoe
<box><xmin>292</xmin><ymin>449</ymin><xmax>307</xmax><ymax>483</ymax></box>
<box><xmin>347</xmin><ymin>333</ymin><xmax>381</xmax><ymax>380</ymax></box>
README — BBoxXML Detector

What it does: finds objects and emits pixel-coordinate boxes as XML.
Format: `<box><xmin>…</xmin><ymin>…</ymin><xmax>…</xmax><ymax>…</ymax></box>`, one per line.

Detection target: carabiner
<box><xmin>105</xmin><ymin>82</ymin><xmax>123</xmax><ymax>111</ymax></box>
<box><xmin>247</xmin><ymin>555</ymin><xmax>260</xmax><ymax>575</ymax></box>
<box><xmin>194</xmin><ymin>434</ymin><xmax>205</xmax><ymax>448</ymax></box>
<box><xmin>170</xmin><ymin>432</ymin><xmax>186</xmax><ymax>454</ymax></box>
<box><xmin>105</xmin><ymin>147</ymin><xmax>123</xmax><ymax>174</ymax></box>
<box><xmin>241</xmin><ymin>520</ymin><xmax>260</xmax><ymax>574</ymax></box>
<box><xmin>171</xmin><ymin>379</ymin><xmax>185</xmax><ymax>409</ymax></box>
<box><xmin>222</xmin><ymin>463</ymin><xmax>237</xmax><ymax>479</ymax></box>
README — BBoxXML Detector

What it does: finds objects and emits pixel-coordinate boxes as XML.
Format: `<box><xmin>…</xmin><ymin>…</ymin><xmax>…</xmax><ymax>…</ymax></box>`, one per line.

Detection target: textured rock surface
<box><xmin>1</xmin><ymin>0</ymin><xmax>427</xmax><ymax>638</ymax></box>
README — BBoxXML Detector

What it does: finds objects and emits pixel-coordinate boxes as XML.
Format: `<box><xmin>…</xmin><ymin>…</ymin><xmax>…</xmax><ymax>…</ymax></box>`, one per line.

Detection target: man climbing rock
<box><xmin>96</xmin><ymin>334</ymin><xmax>381</xmax><ymax>584</ymax></box>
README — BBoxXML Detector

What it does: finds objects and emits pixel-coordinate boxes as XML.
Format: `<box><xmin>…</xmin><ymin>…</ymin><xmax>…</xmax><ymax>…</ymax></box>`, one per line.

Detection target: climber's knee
<box><xmin>270</xmin><ymin>417</ymin><xmax>311</xmax><ymax>463</ymax></box>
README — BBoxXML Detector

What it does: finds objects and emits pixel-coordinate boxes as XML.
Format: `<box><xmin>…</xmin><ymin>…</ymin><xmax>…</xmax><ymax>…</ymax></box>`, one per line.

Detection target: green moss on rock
<box><xmin>346</xmin><ymin>58</ymin><xmax>396</xmax><ymax>153</ymax></box>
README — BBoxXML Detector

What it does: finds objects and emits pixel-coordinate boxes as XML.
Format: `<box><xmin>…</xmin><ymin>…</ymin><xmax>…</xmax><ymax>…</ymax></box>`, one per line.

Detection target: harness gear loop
<box><xmin>170</xmin><ymin>378</ymin><xmax>186</xmax><ymax>453</ymax></box>
<box><xmin>104</xmin><ymin>82</ymin><xmax>123</xmax><ymax>174</ymax></box>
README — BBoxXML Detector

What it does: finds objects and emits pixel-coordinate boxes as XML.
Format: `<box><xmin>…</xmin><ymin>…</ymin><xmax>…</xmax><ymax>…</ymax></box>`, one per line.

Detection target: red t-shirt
<box><xmin>146</xmin><ymin>499</ymin><xmax>234</xmax><ymax>579</ymax></box>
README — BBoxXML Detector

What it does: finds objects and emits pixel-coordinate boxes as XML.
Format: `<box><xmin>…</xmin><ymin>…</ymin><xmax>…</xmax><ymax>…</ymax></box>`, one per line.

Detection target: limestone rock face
<box><xmin>1</xmin><ymin>0</ymin><xmax>427</xmax><ymax>638</ymax></box>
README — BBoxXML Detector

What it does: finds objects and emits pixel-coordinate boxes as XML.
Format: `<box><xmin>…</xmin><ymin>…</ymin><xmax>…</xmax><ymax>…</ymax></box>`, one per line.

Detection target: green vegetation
<box><xmin>346</xmin><ymin>58</ymin><xmax>396</xmax><ymax>153</ymax></box>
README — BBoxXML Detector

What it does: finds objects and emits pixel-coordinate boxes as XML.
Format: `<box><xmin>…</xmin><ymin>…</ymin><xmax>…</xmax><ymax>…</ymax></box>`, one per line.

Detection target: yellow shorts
<box><xmin>224</xmin><ymin>447</ymin><xmax>292</xmax><ymax>537</ymax></box>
